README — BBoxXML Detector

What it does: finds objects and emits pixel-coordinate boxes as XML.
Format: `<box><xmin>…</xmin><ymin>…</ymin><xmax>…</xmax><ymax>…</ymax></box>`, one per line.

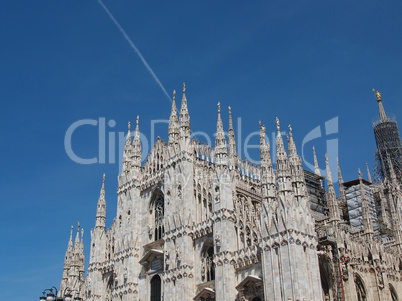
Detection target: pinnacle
<box><xmin>313</xmin><ymin>146</ymin><xmax>321</xmax><ymax>176</ymax></box>
<box><xmin>325</xmin><ymin>154</ymin><xmax>333</xmax><ymax>186</ymax></box>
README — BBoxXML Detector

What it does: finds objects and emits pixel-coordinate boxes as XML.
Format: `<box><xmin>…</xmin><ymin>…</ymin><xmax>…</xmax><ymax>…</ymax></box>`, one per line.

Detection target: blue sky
<box><xmin>0</xmin><ymin>1</ymin><xmax>401</xmax><ymax>300</ymax></box>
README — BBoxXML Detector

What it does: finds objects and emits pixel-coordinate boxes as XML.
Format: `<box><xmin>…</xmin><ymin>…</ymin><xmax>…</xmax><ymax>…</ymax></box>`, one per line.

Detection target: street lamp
<box><xmin>39</xmin><ymin>287</ymin><xmax>82</xmax><ymax>301</ymax></box>
<box><xmin>39</xmin><ymin>287</ymin><xmax>63</xmax><ymax>301</ymax></box>
<box><xmin>63</xmin><ymin>288</ymin><xmax>82</xmax><ymax>301</ymax></box>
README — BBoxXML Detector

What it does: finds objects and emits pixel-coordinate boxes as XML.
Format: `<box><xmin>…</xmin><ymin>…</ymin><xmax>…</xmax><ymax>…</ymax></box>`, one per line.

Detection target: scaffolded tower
<box><xmin>372</xmin><ymin>90</ymin><xmax>402</xmax><ymax>183</ymax></box>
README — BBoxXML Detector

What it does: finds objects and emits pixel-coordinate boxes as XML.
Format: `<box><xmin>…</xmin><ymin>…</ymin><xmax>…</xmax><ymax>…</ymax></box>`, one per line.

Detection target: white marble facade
<box><xmin>60</xmin><ymin>85</ymin><xmax>402</xmax><ymax>301</ymax></box>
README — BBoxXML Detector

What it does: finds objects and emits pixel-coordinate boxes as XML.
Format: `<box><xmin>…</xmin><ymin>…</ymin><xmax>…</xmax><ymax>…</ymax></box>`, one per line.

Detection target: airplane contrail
<box><xmin>97</xmin><ymin>0</ymin><xmax>172</xmax><ymax>102</ymax></box>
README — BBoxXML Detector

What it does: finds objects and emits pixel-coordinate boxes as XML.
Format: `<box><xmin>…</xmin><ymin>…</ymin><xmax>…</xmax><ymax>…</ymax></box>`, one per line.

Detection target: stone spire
<box><xmin>359</xmin><ymin>168</ymin><xmax>373</xmax><ymax>236</ymax></box>
<box><xmin>313</xmin><ymin>146</ymin><xmax>321</xmax><ymax>176</ymax></box>
<box><xmin>326</xmin><ymin>154</ymin><xmax>340</xmax><ymax>222</ymax></box>
<box><xmin>275</xmin><ymin>117</ymin><xmax>291</xmax><ymax>194</ymax></box>
<box><xmin>68</xmin><ymin>224</ymin><xmax>74</xmax><ymax>252</ymax></box>
<box><xmin>228</xmin><ymin>106</ymin><xmax>237</xmax><ymax>159</ymax></box>
<box><xmin>366</xmin><ymin>162</ymin><xmax>372</xmax><ymax>183</ymax></box>
<box><xmin>168</xmin><ymin>90</ymin><xmax>179</xmax><ymax>148</ymax></box>
<box><xmin>373</xmin><ymin>89</ymin><xmax>388</xmax><ymax>122</ymax></box>
<box><xmin>126</xmin><ymin>121</ymin><xmax>132</xmax><ymax>145</ymax></box>
<box><xmin>337</xmin><ymin>158</ymin><xmax>347</xmax><ymax>205</ymax></box>
<box><xmin>95</xmin><ymin>174</ymin><xmax>106</xmax><ymax>229</ymax></box>
<box><xmin>260</xmin><ymin>122</ymin><xmax>276</xmax><ymax>200</ymax></box>
<box><xmin>60</xmin><ymin>225</ymin><xmax>74</xmax><ymax>296</ymax></box>
<box><xmin>287</xmin><ymin>125</ymin><xmax>297</xmax><ymax>158</ymax></box>
<box><xmin>179</xmin><ymin>83</ymin><xmax>191</xmax><ymax>150</ymax></box>
<box><xmin>260</xmin><ymin>122</ymin><xmax>269</xmax><ymax>168</ymax></box>
<box><xmin>79</xmin><ymin>228</ymin><xmax>84</xmax><ymax>255</ymax></box>
<box><xmin>214</xmin><ymin>102</ymin><xmax>228</xmax><ymax>166</ymax></box>
<box><xmin>131</xmin><ymin>116</ymin><xmax>142</xmax><ymax>170</ymax></box>
<box><xmin>122</xmin><ymin>121</ymin><xmax>132</xmax><ymax>173</ymax></box>
<box><xmin>378</xmin><ymin>182</ymin><xmax>390</xmax><ymax>229</ymax></box>
<box><xmin>74</xmin><ymin>221</ymin><xmax>81</xmax><ymax>248</ymax></box>
<box><xmin>288</xmin><ymin>124</ymin><xmax>308</xmax><ymax>205</ymax></box>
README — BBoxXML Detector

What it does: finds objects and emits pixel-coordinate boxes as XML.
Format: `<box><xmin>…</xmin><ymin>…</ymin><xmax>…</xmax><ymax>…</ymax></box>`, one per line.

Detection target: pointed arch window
<box><xmin>151</xmin><ymin>192</ymin><xmax>165</xmax><ymax>241</ymax></box>
<box><xmin>354</xmin><ymin>274</ymin><xmax>367</xmax><ymax>301</ymax></box>
<box><xmin>390</xmin><ymin>284</ymin><xmax>398</xmax><ymax>301</ymax></box>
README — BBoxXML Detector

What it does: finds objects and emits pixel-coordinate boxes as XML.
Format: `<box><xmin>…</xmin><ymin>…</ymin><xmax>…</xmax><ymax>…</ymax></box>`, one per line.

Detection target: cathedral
<box><xmin>59</xmin><ymin>85</ymin><xmax>402</xmax><ymax>301</ymax></box>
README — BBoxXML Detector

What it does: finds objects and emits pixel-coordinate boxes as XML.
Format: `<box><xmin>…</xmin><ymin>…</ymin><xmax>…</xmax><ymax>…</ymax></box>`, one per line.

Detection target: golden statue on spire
<box><xmin>373</xmin><ymin>88</ymin><xmax>382</xmax><ymax>102</ymax></box>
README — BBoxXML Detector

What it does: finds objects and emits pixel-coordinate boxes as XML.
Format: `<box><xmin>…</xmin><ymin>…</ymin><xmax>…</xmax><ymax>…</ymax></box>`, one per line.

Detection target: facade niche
<box><xmin>201</xmin><ymin>242</ymin><xmax>215</xmax><ymax>283</ymax></box>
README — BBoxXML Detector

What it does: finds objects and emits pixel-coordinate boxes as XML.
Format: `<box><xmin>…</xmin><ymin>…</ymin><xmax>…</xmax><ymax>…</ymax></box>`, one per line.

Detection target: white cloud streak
<box><xmin>97</xmin><ymin>0</ymin><xmax>172</xmax><ymax>102</ymax></box>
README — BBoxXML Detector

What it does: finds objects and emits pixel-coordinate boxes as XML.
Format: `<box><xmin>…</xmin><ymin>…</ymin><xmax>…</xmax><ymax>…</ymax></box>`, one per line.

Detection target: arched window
<box><xmin>106</xmin><ymin>274</ymin><xmax>114</xmax><ymax>301</ymax></box>
<box><xmin>354</xmin><ymin>274</ymin><xmax>367</xmax><ymax>301</ymax></box>
<box><xmin>152</xmin><ymin>192</ymin><xmax>164</xmax><ymax>241</ymax></box>
<box><xmin>390</xmin><ymin>284</ymin><xmax>399</xmax><ymax>301</ymax></box>
<box><xmin>150</xmin><ymin>274</ymin><xmax>162</xmax><ymax>301</ymax></box>
<box><xmin>201</xmin><ymin>244</ymin><xmax>215</xmax><ymax>282</ymax></box>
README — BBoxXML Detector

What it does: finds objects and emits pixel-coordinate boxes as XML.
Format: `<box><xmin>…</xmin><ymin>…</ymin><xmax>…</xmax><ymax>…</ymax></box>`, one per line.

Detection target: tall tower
<box><xmin>372</xmin><ymin>90</ymin><xmax>402</xmax><ymax>183</ymax></box>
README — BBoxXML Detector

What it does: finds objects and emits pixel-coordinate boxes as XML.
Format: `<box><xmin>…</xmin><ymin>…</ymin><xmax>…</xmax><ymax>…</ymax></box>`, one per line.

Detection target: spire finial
<box><xmin>136</xmin><ymin>115</ymin><xmax>139</xmax><ymax>126</ymax></box>
<box><xmin>373</xmin><ymin>88</ymin><xmax>388</xmax><ymax>121</ymax></box>
<box><xmin>228</xmin><ymin>105</ymin><xmax>236</xmax><ymax>158</ymax></box>
<box><xmin>217</xmin><ymin>102</ymin><xmax>221</xmax><ymax>114</ymax></box>
<box><xmin>325</xmin><ymin>154</ymin><xmax>335</xmax><ymax>189</ymax></box>
<box><xmin>276</xmin><ymin>117</ymin><xmax>280</xmax><ymax>132</ymax></box>
<box><xmin>288</xmin><ymin>124</ymin><xmax>293</xmax><ymax>138</ymax></box>
<box><xmin>128</xmin><ymin>121</ymin><xmax>131</xmax><ymax>132</ymax></box>
<box><xmin>366</xmin><ymin>162</ymin><xmax>372</xmax><ymax>183</ymax></box>
<box><xmin>313</xmin><ymin>146</ymin><xmax>321</xmax><ymax>176</ymax></box>
<box><xmin>74</xmin><ymin>221</ymin><xmax>80</xmax><ymax>247</ymax></box>
<box><xmin>228</xmin><ymin>106</ymin><xmax>233</xmax><ymax>125</ymax></box>
<box><xmin>173</xmin><ymin>90</ymin><xmax>176</xmax><ymax>101</ymax></box>
<box><xmin>325</xmin><ymin>153</ymin><xmax>333</xmax><ymax>185</ymax></box>
<box><xmin>337</xmin><ymin>158</ymin><xmax>342</xmax><ymax>178</ymax></box>
<box><xmin>183</xmin><ymin>82</ymin><xmax>186</xmax><ymax>94</ymax></box>
<box><xmin>100</xmin><ymin>173</ymin><xmax>106</xmax><ymax>199</ymax></box>
<box><xmin>373</xmin><ymin>88</ymin><xmax>382</xmax><ymax>102</ymax></box>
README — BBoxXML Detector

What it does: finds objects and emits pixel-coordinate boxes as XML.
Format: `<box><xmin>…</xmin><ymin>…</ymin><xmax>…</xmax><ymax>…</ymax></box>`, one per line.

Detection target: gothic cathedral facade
<box><xmin>60</xmin><ymin>85</ymin><xmax>402</xmax><ymax>301</ymax></box>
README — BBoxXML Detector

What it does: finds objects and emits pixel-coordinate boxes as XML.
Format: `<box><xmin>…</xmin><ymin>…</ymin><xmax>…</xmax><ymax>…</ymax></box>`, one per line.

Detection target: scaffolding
<box><xmin>344</xmin><ymin>179</ymin><xmax>379</xmax><ymax>232</ymax></box>
<box><xmin>373</xmin><ymin>116</ymin><xmax>402</xmax><ymax>184</ymax></box>
<box><xmin>304</xmin><ymin>169</ymin><xmax>326</xmax><ymax>215</ymax></box>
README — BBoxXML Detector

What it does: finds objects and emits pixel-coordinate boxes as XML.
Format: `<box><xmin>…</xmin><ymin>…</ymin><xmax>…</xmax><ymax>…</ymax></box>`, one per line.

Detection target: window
<box><xmin>390</xmin><ymin>284</ymin><xmax>398</xmax><ymax>301</ymax></box>
<box><xmin>355</xmin><ymin>274</ymin><xmax>366</xmax><ymax>301</ymax></box>
<box><xmin>150</xmin><ymin>274</ymin><xmax>162</xmax><ymax>301</ymax></box>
